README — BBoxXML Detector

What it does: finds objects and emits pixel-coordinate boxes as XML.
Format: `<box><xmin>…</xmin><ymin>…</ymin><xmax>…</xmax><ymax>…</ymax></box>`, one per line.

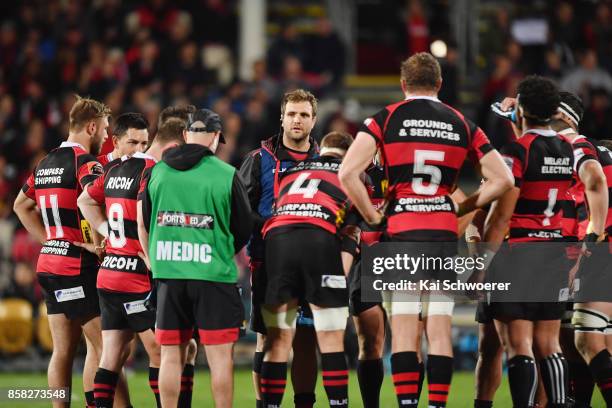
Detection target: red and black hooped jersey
<box><xmin>22</xmin><ymin>142</ymin><xmax>103</xmax><ymax>276</ymax></box>
<box><xmin>360</xmin><ymin>96</ymin><xmax>494</xmax><ymax>241</ymax></box>
<box><xmin>590</xmin><ymin>139</ymin><xmax>612</xmax><ymax>238</ymax></box>
<box><xmin>97</xmin><ymin>152</ymin><xmax>114</xmax><ymax>167</ymax></box>
<box><xmin>262</xmin><ymin>156</ymin><xmax>348</xmax><ymax>236</ymax></box>
<box><xmin>88</xmin><ymin>152</ymin><xmax>156</xmax><ymax>293</ymax></box>
<box><xmin>560</xmin><ymin>134</ymin><xmax>598</xmax><ymax>241</ymax></box>
<box><xmin>501</xmin><ymin>129</ymin><xmax>575</xmax><ymax>242</ymax></box>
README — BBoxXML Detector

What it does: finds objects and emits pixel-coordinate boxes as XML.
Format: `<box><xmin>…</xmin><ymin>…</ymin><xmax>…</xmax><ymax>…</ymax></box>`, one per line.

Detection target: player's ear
<box><xmin>86</xmin><ymin>120</ymin><xmax>97</xmax><ymax>136</ymax></box>
<box><xmin>400</xmin><ymin>79</ymin><xmax>407</xmax><ymax>94</ymax></box>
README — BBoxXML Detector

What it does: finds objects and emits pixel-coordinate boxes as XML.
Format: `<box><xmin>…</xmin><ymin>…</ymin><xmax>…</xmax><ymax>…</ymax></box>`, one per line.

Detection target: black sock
<box><xmin>539</xmin><ymin>353</ymin><xmax>569</xmax><ymax>407</ymax></box>
<box><xmin>569</xmin><ymin>360</ymin><xmax>594</xmax><ymax>407</ymax></box>
<box><xmin>178</xmin><ymin>363</ymin><xmax>195</xmax><ymax>408</ymax></box>
<box><xmin>589</xmin><ymin>349</ymin><xmax>612</xmax><ymax>405</ymax></box>
<box><xmin>417</xmin><ymin>360</ymin><xmax>425</xmax><ymax>399</ymax></box>
<box><xmin>260</xmin><ymin>361</ymin><xmax>287</xmax><ymax>408</ymax></box>
<box><xmin>321</xmin><ymin>352</ymin><xmax>349</xmax><ymax>408</ymax></box>
<box><xmin>93</xmin><ymin>368</ymin><xmax>119</xmax><ymax>408</ymax></box>
<box><xmin>427</xmin><ymin>355</ymin><xmax>453</xmax><ymax>408</ymax></box>
<box><xmin>474</xmin><ymin>399</ymin><xmax>493</xmax><ymax>408</ymax></box>
<box><xmin>391</xmin><ymin>351</ymin><xmax>420</xmax><ymax>406</ymax></box>
<box><xmin>357</xmin><ymin>359</ymin><xmax>383</xmax><ymax>408</ymax></box>
<box><xmin>148</xmin><ymin>367</ymin><xmax>161</xmax><ymax>408</ymax></box>
<box><xmin>85</xmin><ymin>390</ymin><xmax>95</xmax><ymax>408</ymax></box>
<box><xmin>507</xmin><ymin>355</ymin><xmax>537</xmax><ymax>408</ymax></box>
<box><xmin>294</xmin><ymin>392</ymin><xmax>316</xmax><ymax>408</ymax></box>
<box><xmin>254</xmin><ymin>351</ymin><xmax>265</xmax><ymax>407</ymax></box>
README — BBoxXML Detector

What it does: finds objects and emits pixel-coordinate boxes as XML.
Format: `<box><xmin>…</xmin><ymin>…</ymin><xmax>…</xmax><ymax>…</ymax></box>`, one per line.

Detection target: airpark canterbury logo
<box><xmin>157</xmin><ymin>211</ymin><xmax>214</xmax><ymax>229</ymax></box>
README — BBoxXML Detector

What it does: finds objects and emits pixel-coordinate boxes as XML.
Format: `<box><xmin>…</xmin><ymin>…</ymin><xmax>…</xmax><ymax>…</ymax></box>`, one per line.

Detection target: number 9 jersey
<box><xmin>87</xmin><ymin>152</ymin><xmax>156</xmax><ymax>293</ymax></box>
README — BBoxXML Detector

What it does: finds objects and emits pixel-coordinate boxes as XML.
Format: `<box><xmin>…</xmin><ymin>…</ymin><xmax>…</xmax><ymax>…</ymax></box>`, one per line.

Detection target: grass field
<box><xmin>0</xmin><ymin>369</ymin><xmax>605</xmax><ymax>407</ymax></box>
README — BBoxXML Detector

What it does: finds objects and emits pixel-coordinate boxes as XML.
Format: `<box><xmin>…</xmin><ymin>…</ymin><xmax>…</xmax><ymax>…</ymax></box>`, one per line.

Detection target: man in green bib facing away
<box><xmin>137</xmin><ymin>108</ymin><xmax>252</xmax><ymax>408</ymax></box>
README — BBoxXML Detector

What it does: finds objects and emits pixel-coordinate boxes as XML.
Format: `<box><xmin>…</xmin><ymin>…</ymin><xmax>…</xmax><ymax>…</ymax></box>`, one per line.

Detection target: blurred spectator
<box><xmin>267</xmin><ymin>23</ymin><xmax>306</xmax><ymax>78</ymax></box>
<box><xmin>542</xmin><ymin>47</ymin><xmax>563</xmax><ymax>80</ymax></box>
<box><xmin>190</xmin><ymin>0</ymin><xmax>238</xmax><ymax>51</ymax></box>
<box><xmin>278</xmin><ymin>56</ymin><xmax>311</xmax><ymax>94</ymax></box>
<box><xmin>581</xmin><ymin>88</ymin><xmax>612</xmax><ymax>141</ymax></box>
<box><xmin>480</xmin><ymin>8</ymin><xmax>511</xmax><ymax>61</ymax></box>
<box><xmin>239</xmin><ymin>98</ymin><xmax>273</xmax><ymax>156</ymax></box>
<box><xmin>584</xmin><ymin>2</ymin><xmax>612</xmax><ymax>72</ymax></box>
<box><xmin>0</xmin><ymin>261</ymin><xmax>41</xmax><ymax>306</ymax></box>
<box><xmin>305</xmin><ymin>17</ymin><xmax>346</xmax><ymax>91</ymax></box>
<box><xmin>245</xmin><ymin>59</ymin><xmax>279</xmax><ymax>101</ymax></box>
<box><xmin>560</xmin><ymin>49</ymin><xmax>612</xmax><ymax>100</ymax></box>
<box><xmin>438</xmin><ymin>44</ymin><xmax>459</xmax><ymax>105</ymax></box>
<box><xmin>404</xmin><ymin>0</ymin><xmax>429</xmax><ymax>56</ymax></box>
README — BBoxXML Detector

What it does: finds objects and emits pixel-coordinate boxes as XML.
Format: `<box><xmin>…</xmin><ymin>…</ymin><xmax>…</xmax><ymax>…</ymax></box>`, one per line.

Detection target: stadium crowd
<box><xmin>3</xmin><ymin>1</ymin><xmax>612</xmax><ymax>407</ymax></box>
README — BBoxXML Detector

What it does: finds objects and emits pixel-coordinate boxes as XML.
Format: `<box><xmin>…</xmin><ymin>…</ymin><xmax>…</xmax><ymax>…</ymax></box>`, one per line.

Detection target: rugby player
<box><xmin>339</xmin><ymin>52</ymin><xmax>512</xmax><ymax>407</ymax></box>
<box><xmin>239</xmin><ymin>89</ymin><xmax>320</xmax><ymax>408</ymax></box>
<box><xmin>482</xmin><ymin>76</ymin><xmax>606</xmax><ymax>407</ymax></box>
<box><xmin>259</xmin><ymin>131</ymin><xmax>354</xmax><ymax>408</ymax></box>
<box><xmin>97</xmin><ymin>113</ymin><xmax>149</xmax><ymax>166</ymax></box>
<box><xmin>12</xmin><ymin>96</ymin><xmax>130</xmax><ymax>408</ymax></box>
<box><xmin>77</xmin><ymin>116</ymin><xmax>186</xmax><ymax>407</ymax></box>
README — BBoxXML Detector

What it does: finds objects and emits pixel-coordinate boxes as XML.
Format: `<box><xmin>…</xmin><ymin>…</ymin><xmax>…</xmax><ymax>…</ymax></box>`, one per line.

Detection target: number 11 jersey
<box><xmin>22</xmin><ymin>141</ymin><xmax>103</xmax><ymax>276</ymax></box>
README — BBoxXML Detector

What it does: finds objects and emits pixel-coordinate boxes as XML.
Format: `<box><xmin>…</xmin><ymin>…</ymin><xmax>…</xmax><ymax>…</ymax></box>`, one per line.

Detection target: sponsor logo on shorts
<box><xmin>558</xmin><ymin>287</ymin><xmax>569</xmax><ymax>302</ymax></box>
<box><xmin>123</xmin><ymin>299</ymin><xmax>148</xmax><ymax>315</ymax></box>
<box><xmin>54</xmin><ymin>286</ymin><xmax>85</xmax><ymax>302</ymax></box>
<box><xmin>157</xmin><ymin>211</ymin><xmax>214</xmax><ymax>229</ymax></box>
<box><xmin>321</xmin><ymin>275</ymin><xmax>347</xmax><ymax>289</ymax></box>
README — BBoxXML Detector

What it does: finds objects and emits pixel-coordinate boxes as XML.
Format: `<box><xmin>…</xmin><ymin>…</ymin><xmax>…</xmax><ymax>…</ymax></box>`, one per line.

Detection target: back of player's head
<box><xmin>157</xmin><ymin>104</ymin><xmax>196</xmax><ymax>128</ymax></box>
<box><xmin>320</xmin><ymin>131</ymin><xmax>353</xmax><ymax>158</ymax></box>
<box><xmin>598</xmin><ymin>139</ymin><xmax>612</xmax><ymax>150</ymax></box>
<box><xmin>153</xmin><ymin>117</ymin><xmax>186</xmax><ymax>145</ymax></box>
<box><xmin>558</xmin><ymin>91</ymin><xmax>584</xmax><ymax>126</ymax></box>
<box><xmin>280</xmin><ymin>89</ymin><xmax>318</xmax><ymax>118</ymax></box>
<box><xmin>113</xmin><ymin>112</ymin><xmax>149</xmax><ymax>139</ymax></box>
<box><xmin>69</xmin><ymin>95</ymin><xmax>112</xmax><ymax>131</ymax></box>
<box><xmin>516</xmin><ymin>75</ymin><xmax>560</xmax><ymax>125</ymax></box>
<box><xmin>401</xmin><ymin>52</ymin><xmax>442</xmax><ymax>91</ymax></box>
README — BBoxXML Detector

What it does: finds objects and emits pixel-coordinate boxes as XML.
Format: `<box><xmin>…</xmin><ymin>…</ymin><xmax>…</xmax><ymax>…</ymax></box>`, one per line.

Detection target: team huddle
<box><xmin>11</xmin><ymin>51</ymin><xmax>612</xmax><ymax>408</ymax></box>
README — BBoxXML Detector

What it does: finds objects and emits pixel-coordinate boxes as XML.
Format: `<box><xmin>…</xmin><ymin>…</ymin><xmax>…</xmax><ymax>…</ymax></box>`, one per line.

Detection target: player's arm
<box><xmin>137</xmin><ymin>200</ymin><xmax>150</xmax><ymax>269</ymax></box>
<box><xmin>578</xmin><ymin>159</ymin><xmax>608</xmax><ymax>238</ymax></box>
<box><xmin>77</xmin><ymin>174</ymin><xmax>109</xmax><ymax>238</ymax></box>
<box><xmin>13</xmin><ymin>190</ymin><xmax>46</xmax><ymax>244</ymax></box>
<box><xmin>457</xmin><ymin>150</ymin><xmax>514</xmax><ymax>216</ymax></box>
<box><xmin>483</xmin><ymin>187</ymin><xmax>519</xmax><ymax>249</ymax></box>
<box><xmin>339</xmin><ymin>132</ymin><xmax>381</xmax><ymax>225</ymax></box>
<box><xmin>230</xmin><ymin>172</ymin><xmax>254</xmax><ymax>253</ymax></box>
<box><xmin>238</xmin><ymin>151</ymin><xmax>266</xmax><ymax>231</ymax></box>
<box><xmin>451</xmin><ymin>187</ymin><xmax>478</xmax><ymax>235</ymax></box>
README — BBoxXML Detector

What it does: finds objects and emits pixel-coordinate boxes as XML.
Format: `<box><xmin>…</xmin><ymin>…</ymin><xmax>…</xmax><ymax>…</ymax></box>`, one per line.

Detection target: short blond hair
<box><xmin>69</xmin><ymin>96</ymin><xmax>111</xmax><ymax>131</ymax></box>
<box><xmin>400</xmin><ymin>52</ymin><xmax>442</xmax><ymax>91</ymax></box>
<box><xmin>281</xmin><ymin>89</ymin><xmax>318</xmax><ymax>117</ymax></box>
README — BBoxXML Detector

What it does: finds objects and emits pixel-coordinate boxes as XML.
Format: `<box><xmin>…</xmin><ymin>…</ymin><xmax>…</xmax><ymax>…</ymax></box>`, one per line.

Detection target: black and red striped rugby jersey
<box><xmin>22</xmin><ymin>141</ymin><xmax>103</xmax><ymax>276</ymax></box>
<box><xmin>97</xmin><ymin>152</ymin><xmax>114</xmax><ymax>167</ymax></box>
<box><xmin>360</xmin><ymin>96</ymin><xmax>494</xmax><ymax>241</ymax></box>
<box><xmin>502</xmin><ymin>129</ymin><xmax>575</xmax><ymax>242</ymax></box>
<box><xmin>560</xmin><ymin>133</ymin><xmax>598</xmax><ymax>241</ymax></box>
<box><xmin>88</xmin><ymin>151</ymin><xmax>156</xmax><ymax>293</ymax></box>
<box><xmin>262</xmin><ymin>156</ymin><xmax>348</xmax><ymax>236</ymax></box>
<box><xmin>590</xmin><ymin>139</ymin><xmax>612</xmax><ymax>239</ymax></box>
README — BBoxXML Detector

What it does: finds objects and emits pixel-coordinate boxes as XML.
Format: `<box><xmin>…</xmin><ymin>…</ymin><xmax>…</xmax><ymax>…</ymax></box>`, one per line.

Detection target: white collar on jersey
<box><xmin>404</xmin><ymin>95</ymin><xmax>441</xmax><ymax>102</ymax></box>
<box><xmin>60</xmin><ymin>141</ymin><xmax>86</xmax><ymax>150</ymax></box>
<box><xmin>121</xmin><ymin>151</ymin><xmax>156</xmax><ymax>162</ymax></box>
<box><xmin>132</xmin><ymin>151</ymin><xmax>156</xmax><ymax>162</ymax></box>
<box><xmin>107</xmin><ymin>152</ymin><xmax>114</xmax><ymax>161</ymax></box>
<box><xmin>522</xmin><ymin>128</ymin><xmax>557</xmax><ymax>137</ymax></box>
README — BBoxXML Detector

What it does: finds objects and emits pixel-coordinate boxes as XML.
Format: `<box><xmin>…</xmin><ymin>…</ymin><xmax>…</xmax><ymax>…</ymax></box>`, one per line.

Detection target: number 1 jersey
<box><xmin>87</xmin><ymin>152</ymin><xmax>156</xmax><ymax>293</ymax></box>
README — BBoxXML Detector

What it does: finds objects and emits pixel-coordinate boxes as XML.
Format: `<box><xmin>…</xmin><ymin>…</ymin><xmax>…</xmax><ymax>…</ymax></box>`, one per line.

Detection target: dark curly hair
<box><xmin>517</xmin><ymin>75</ymin><xmax>560</xmax><ymax>125</ymax></box>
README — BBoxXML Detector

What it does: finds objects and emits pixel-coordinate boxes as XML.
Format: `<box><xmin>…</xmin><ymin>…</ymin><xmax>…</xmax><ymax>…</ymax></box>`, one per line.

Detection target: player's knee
<box><xmin>478</xmin><ymin>336</ymin><xmax>503</xmax><ymax>360</ymax></box>
<box><xmin>186</xmin><ymin>338</ymin><xmax>198</xmax><ymax>360</ymax></box>
<box><xmin>262</xmin><ymin>307</ymin><xmax>298</xmax><ymax>331</ymax></box>
<box><xmin>312</xmin><ymin>307</ymin><xmax>349</xmax><ymax>332</ymax></box>
<box><xmin>359</xmin><ymin>332</ymin><xmax>384</xmax><ymax>359</ymax></box>
<box><xmin>423</xmin><ymin>300</ymin><xmax>455</xmax><ymax>317</ymax></box>
<box><xmin>572</xmin><ymin>307</ymin><xmax>608</xmax><ymax>334</ymax></box>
